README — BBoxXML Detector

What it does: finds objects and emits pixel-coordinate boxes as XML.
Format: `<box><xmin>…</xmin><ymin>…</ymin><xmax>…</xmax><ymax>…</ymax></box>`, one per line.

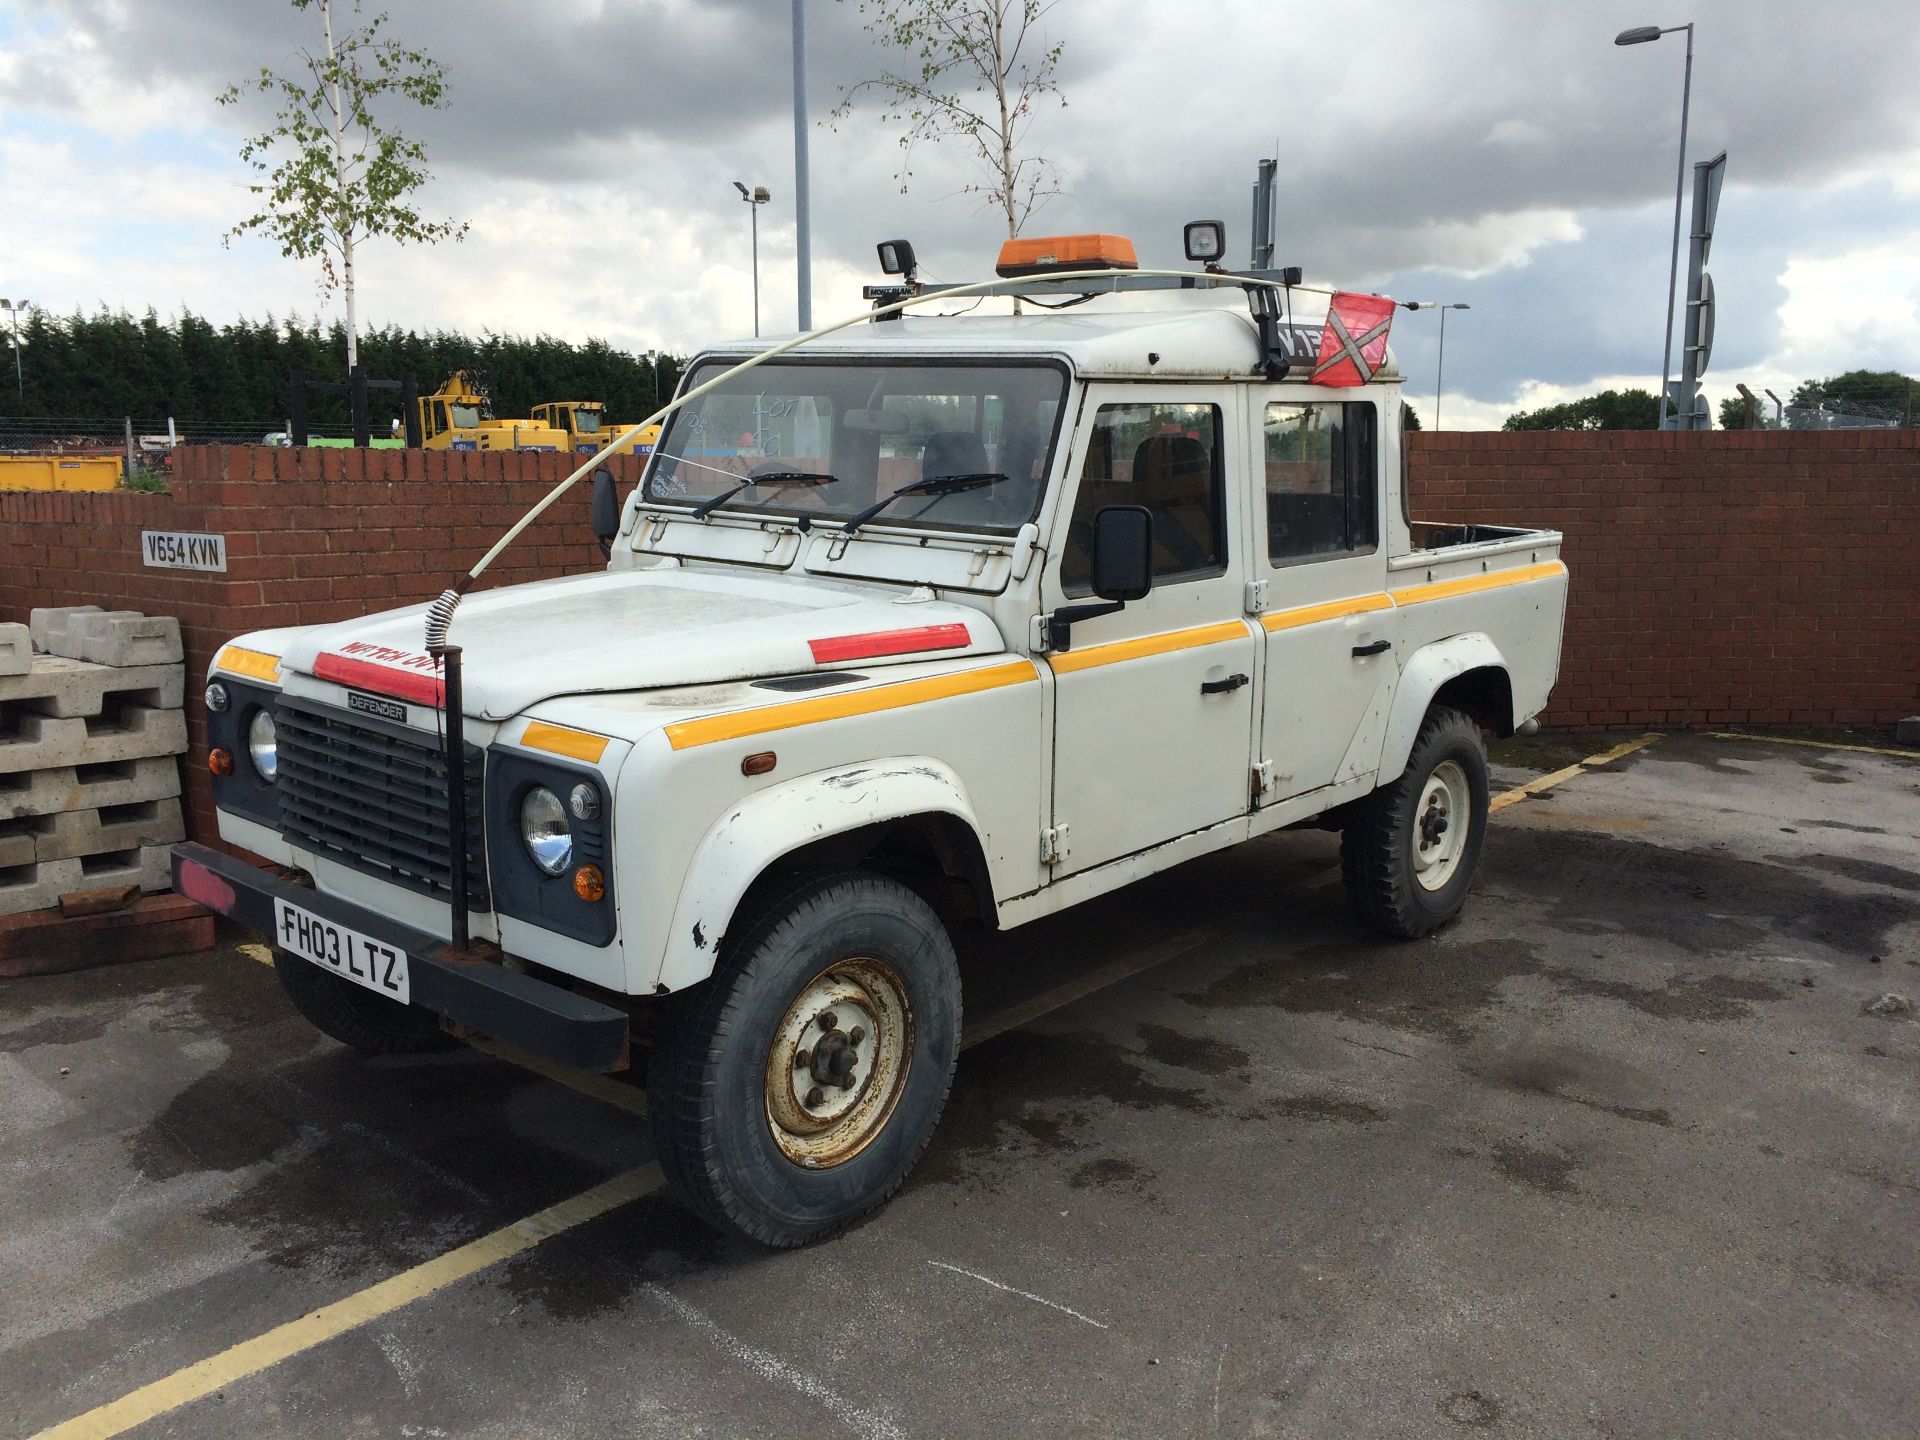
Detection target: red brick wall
<box><xmin>5</xmin><ymin>433</ymin><xmax>1917</xmax><ymax>844</ymax></box>
<box><xmin>0</xmin><ymin>445</ymin><xmax>641</xmax><ymax>841</ymax></box>
<box><xmin>1407</xmin><ymin>428</ymin><xmax>1920</xmax><ymax>730</ymax></box>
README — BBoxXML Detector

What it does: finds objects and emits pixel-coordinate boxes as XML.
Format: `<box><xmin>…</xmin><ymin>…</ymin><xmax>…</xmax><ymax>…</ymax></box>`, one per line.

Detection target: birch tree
<box><xmin>219</xmin><ymin>0</ymin><xmax>467</xmax><ymax>373</ymax></box>
<box><xmin>833</xmin><ymin>0</ymin><xmax>1068</xmax><ymax>241</ymax></box>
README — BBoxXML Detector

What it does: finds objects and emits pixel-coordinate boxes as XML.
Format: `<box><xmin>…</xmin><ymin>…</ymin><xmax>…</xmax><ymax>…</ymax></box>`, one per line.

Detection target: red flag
<box><xmin>1310</xmin><ymin>292</ymin><xmax>1397</xmax><ymax>387</ymax></box>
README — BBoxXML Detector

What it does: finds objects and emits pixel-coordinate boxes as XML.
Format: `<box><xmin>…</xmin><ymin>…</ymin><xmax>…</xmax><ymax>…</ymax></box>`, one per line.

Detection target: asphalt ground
<box><xmin>3</xmin><ymin>731</ymin><xmax>1916</xmax><ymax>1440</ymax></box>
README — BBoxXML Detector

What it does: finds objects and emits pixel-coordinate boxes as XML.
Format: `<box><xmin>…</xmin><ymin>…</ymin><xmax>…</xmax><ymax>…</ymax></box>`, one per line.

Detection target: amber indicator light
<box><xmin>572</xmin><ymin>865</ymin><xmax>606</xmax><ymax>903</ymax></box>
<box><xmin>208</xmin><ymin>748</ymin><xmax>234</xmax><ymax>776</ymax></box>
<box><xmin>742</xmin><ymin>751</ymin><xmax>778</xmax><ymax>776</ymax></box>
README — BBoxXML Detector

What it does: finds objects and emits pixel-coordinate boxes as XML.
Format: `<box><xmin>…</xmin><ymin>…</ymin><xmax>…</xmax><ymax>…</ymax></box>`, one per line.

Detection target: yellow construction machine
<box><xmin>416</xmin><ymin>372</ymin><xmax>566</xmax><ymax>451</ymax></box>
<box><xmin>531</xmin><ymin>401</ymin><xmax>661</xmax><ymax>457</ymax></box>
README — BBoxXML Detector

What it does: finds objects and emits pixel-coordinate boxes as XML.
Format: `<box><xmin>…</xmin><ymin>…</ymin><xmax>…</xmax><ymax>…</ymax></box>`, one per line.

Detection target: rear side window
<box><xmin>1264</xmin><ymin>401</ymin><xmax>1378</xmax><ymax>562</ymax></box>
<box><xmin>1062</xmin><ymin>402</ymin><xmax>1224</xmax><ymax>595</ymax></box>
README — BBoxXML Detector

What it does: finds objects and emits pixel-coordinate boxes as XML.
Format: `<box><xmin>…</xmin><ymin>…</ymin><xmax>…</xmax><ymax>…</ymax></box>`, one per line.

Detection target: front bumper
<box><xmin>171</xmin><ymin>843</ymin><xmax>631</xmax><ymax>1072</ymax></box>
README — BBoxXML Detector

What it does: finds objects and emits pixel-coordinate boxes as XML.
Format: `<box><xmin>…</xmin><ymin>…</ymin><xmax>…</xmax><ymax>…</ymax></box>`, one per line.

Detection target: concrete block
<box><xmin>0</xmin><ymin>707</ymin><xmax>188</xmax><ymax>777</ymax></box>
<box><xmin>0</xmin><ymin>796</ymin><xmax>186</xmax><ymax>865</ymax></box>
<box><xmin>0</xmin><ymin>654</ymin><xmax>186</xmax><ymax>719</ymax></box>
<box><xmin>1897</xmin><ymin>716</ymin><xmax>1920</xmax><ymax>748</ymax></box>
<box><xmin>0</xmin><ymin>624</ymin><xmax>29</xmax><ymax>678</ymax></box>
<box><xmin>52</xmin><ymin>610</ymin><xmax>141</xmax><ymax>662</ymax></box>
<box><xmin>29</xmin><ymin>605</ymin><xmax>102</xmax><ymax>654</ymax></box>
<box><xmin>0</xmin><ymin>845</ymin><xmax>173</xmax><ymax>916</ymax></box>
<box><xmin>0</xmin><ymin>755</ymin><xmax>181</xmax><ymax>820</ymax></box>
<box><xmin>79</xmin><ymin>614</ymin><xmax>184</xmax><ymax>668</ymax></box>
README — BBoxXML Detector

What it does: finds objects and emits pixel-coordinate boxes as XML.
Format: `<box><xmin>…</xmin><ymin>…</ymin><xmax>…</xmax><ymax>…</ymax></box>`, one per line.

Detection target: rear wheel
<box><xmin>1340</xmin><ymin>705</ymin><xmax>1490</xmax><ymax>939</ymax></box>
<box><xmin>648</xmin><ymin>870</ymin><xmax>961</xmax><ymax>1248</ymax></box>
<box><xmin>274</xmin><ymin>949</ymin><xmax>454</xmax><ymax>1055</ymax></box>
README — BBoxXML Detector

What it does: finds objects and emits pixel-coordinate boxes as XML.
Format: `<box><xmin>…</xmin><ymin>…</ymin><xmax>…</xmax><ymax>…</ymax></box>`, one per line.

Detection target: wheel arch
<box><xmin>1378</xmin><ymin>633</ymin><xmax>1515</xmax><ymax>777</ymax></box>
<box><xmin>651</xmin><ymin>758</ymin><xmax>993</xmax><ymax>993</ymax></box>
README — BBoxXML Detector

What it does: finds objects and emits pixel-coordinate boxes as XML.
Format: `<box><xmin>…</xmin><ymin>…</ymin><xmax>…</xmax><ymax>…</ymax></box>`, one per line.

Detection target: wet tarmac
<box><xmin>3</xmin><ymin>733</ymin><xmax>1916</xmax><ymax>1439</ymax></box>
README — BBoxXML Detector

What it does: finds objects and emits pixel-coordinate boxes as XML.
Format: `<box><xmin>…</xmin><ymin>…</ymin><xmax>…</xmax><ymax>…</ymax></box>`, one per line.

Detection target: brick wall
<box><xmin>0</xmin><ymin>445</ymin><xmax>641</xmax><ymax>842</ymax></box>
<box><xmin>1407</xmin><ymin>427</ymin><xmax>1920</xmax><ymax>730</ymax></box>
<box><xmin>4</xmin><ymin>432</ymin><xmax>1916</xmax><ymax>844</ymax></box>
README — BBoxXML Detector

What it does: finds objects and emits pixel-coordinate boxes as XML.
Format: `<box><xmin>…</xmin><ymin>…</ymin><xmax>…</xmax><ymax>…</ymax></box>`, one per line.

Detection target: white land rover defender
<box><xmin>175</xmin><ymin>232</ymin><xmax>1568</xmax><ymax>1246</ymax></box>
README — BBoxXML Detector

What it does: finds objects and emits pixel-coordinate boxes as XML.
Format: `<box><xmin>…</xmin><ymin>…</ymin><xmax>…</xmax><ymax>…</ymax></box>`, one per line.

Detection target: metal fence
<box><xmin>0</xmin><ymin>415</ymin><xmax>363</xmax><ymax>454</ymax></box>
<box><xmin>1780</xmin><ymin>399</ymin><xmax>1908</xmax><ymax>430</ymax></box>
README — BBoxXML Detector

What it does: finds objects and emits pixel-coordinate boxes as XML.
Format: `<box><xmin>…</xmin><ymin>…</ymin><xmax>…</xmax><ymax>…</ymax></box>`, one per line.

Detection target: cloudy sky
<box><xmin>2</xmin><ymin>0</ymin><xmax>1917</xmax><ymax>428</ymax></box>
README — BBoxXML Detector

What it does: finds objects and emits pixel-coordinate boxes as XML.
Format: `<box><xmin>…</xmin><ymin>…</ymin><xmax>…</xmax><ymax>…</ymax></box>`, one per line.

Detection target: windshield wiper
<box><xmin>840</xmin><ymin>472</ymin><xmax>1006</xmax><ymax>535</ymax></box>
<box><xmin>688</xmin><ymin>471</ymin><xmax>836</xmax><ymax>521</ymax></box>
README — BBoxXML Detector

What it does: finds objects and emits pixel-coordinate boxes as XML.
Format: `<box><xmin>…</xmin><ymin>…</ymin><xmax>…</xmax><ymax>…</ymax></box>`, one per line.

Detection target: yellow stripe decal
<box><xmin>1261</xmin><ymin>593</ymin><xmax>1394</xmax><ymax>633</ymax></box>
<box><xmin>520</xmin><ymin>721</ymin><xmax>611</xmax><ymax>763</ymax></box>
<box><xmin>1391</xmin><ymin>560</ymin><xmax>1566</xmax><ymax>607</ymax></box>
<box><xmin>214</xmin><ymin>645</ymin><xmax>282</xmax><ymax>683</ymax></box>
<box><xmin>1047</xmin><ymin>620</ymin><xmax>1248</xmax><ymax>675</ymax></box>
<box><xmin>665</xmin><ymin>660</ymin><xmax>1038</xmax><ymax>750</ymax></box>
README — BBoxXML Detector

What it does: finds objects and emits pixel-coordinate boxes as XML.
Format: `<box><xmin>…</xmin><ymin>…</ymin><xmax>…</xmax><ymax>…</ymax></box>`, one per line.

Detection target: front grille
<box><xmin>276</xmin><ymin>697</ymin><xmax>488</xmax><ymax>905</ymax></box>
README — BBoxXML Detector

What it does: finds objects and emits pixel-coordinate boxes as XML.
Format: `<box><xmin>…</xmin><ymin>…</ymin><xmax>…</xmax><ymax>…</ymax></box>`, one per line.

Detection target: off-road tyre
<box><xmin>1340</xmin><ymin>705</ymin><xmax>1490</xmax><ymax>939</ymax></box>
<box><xmin>648</xmin><ymin>870</ymin><xmax>962</xmax><ymax>1248</ymax></box>
<box><xmin>275</xmin><ymin>949</ymin><xmax>455</xmax><ymax>1055</ymax></box>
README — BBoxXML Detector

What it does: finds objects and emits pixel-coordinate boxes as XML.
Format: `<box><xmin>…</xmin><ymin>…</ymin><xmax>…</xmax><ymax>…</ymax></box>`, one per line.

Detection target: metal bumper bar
<box><xmin>171</xmin><ymin>842</ymin><xmax>631</xmax><ymax>1072</ymax></box>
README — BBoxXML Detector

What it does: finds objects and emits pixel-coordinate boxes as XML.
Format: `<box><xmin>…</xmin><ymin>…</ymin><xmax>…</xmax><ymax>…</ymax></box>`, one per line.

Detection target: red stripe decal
<box><xmin>808</xmin><ymin>623</ymin><xmax>972</xmax><ymax>664</ymax></box>
<box><xmin>175</xmin><ymin>858</ymin><xmax>236</xmax><ymax>915</ymax></box>
<box><xmin>313</xmin><ymin>653</ymin><xmax>446</xmax><ymax>706</ymax></box>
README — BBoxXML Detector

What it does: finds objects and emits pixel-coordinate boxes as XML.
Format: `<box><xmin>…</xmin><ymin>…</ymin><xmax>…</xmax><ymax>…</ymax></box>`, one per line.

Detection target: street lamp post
<box><xmin>1616</xmin><ymin>21</ymin><xmax>1695</xmax><ymax>430</ymax></box>
<box><xmin>732</xmin><ymin>181</ymin><xmax>771</xmax><ymax>337</ymax></box>
<box><xmin>0</xmin><ymin>298</ymin><xmax>26</xmax><ymax>399</ymax></box>
<box><xmin>1401</xmin><ymin>301</ymin><xmax>1471</xmax><ymax>430</ymax></box>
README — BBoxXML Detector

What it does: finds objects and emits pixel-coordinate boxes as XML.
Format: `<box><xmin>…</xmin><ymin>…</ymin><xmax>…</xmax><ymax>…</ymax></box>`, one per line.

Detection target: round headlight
<box><xmin>520</xmin><ymin>786</ymin><xmax>572</xmax><ymax>875</ymax></box>
<box><xmin>247</xmin><ymin>709</ymin><xmax>278</xmax><ymax>782</ymax></box>
<box><xmin>205</xmin><ymin>681</ymin><xmax>230</xmax><ymax>713</ymax></box>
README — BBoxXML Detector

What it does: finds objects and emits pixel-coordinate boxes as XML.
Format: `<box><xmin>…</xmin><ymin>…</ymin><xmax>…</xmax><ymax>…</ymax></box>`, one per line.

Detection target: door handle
<box><xmin>1200</xmin><ymin>673</ymin><xmax>1250</xmax><ymax>695</ymax></box>
<box><xmin>1351</xmin><ymin>639</ymin><xmax>1391</xmax><ymax>657</ymax></box>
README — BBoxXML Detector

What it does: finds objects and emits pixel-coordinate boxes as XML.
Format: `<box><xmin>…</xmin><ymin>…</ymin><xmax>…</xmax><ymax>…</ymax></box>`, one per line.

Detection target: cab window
<box><xmin>1264</xmin><ymin>401</ymin><xmax>1377</xmax><ymax>562</ymax></box>
<box><xmin>1062</xmin><ymin>402</ymin><xmax>1224</xmax><ymax>595</ymax></box>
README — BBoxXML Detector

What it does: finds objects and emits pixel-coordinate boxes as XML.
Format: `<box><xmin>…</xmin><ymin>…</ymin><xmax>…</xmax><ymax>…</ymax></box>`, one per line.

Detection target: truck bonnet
<box><xmin>275</xmin><ymin>567</ymin><xmax>1004</xmax><ymax>721</ymax></box>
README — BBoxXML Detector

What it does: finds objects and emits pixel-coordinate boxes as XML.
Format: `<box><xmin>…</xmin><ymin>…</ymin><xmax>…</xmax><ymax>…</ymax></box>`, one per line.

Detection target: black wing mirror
<box><xmin>1049</xmin><ymin>504</ymin><xmax>1154</xmax><ymax>652</ymax></box>
<box><xmin>590</xmin><ymin>467</ymin><xmax>621</xmax><ymax>556</ymax></box>
<box><xmin>1089</xmin><ymin>504</ymin><xmax>1153</xmax><ymax>601</ymax></box>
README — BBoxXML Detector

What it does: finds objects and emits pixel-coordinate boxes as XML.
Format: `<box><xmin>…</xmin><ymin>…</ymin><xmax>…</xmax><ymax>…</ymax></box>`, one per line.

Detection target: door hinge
<box><xmin>1028</xmin><ymin>613</ymin><xmax>1054</xmax><ymax>654</ymax></box>
<box><xmin>1244</xmin><ymin>579</ymin><xmax>1268</xmax><ymax>615</ymax></box>
<box><xmin>1251</xmin><ymin>760</ymin><xmax>1273</xmax><ymax>806</ymax></box>
<box><xmin>1040</xmin><ymin>824</ymin><xmax>1071</xmax><ymax>866</ymax></box>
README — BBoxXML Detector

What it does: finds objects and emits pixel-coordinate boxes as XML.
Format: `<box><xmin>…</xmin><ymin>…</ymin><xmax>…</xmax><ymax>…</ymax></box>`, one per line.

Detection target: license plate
<box><xmin>273</xmin><ymin>898</ymin><xmax>411</xmax><ymax>1004</ymax></box>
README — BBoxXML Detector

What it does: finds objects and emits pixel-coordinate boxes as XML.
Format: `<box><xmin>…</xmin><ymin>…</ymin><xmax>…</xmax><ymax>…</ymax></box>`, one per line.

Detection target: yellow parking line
<box><xmin>31</xmin><ymin>1166</ymin><xmax>664</xmax><ymax>1440</ymax></box>
<box><xmin>1703</xmin><ymin>730</ymin><xmax>1919</xmax><ymax>762</ymax></box>
<box><xmin>1489</xmin><ymin>732</ymin><xmax>1662</xmax><ymax>813</ymax></box>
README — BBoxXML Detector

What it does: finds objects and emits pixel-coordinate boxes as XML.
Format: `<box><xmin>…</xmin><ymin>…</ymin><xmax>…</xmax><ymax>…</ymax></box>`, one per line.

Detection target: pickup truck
<box><xmin>175</xmin><ymin>233</ymin><xmax>1567</xmax><ymax>1246</ymax></box>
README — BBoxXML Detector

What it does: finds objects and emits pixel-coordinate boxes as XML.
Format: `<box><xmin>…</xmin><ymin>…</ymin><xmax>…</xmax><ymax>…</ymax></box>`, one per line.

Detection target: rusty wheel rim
<box><xmin>763</xmin><ymin>956</ymin><xmax>915</xmax><ymax>1169</ymax></box>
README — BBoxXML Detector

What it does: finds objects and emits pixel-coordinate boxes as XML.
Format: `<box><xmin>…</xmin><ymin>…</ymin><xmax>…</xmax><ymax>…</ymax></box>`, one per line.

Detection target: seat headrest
<box><xmin>1132</xmin><ymin>434</ymin><xmax>1210</xmax><ymax>503</ymax></box>
<box><xmin>921</xmin><ymin>430</ymin><xmax>990</xmax><ymax>478</ymax></box>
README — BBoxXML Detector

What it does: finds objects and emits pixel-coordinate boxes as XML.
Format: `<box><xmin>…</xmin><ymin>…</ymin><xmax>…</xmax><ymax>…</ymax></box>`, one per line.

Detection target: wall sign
<box><xmin>141</xmin><ymin>530</ymin><xmax>228</xmax><ymax>572</ymax></box>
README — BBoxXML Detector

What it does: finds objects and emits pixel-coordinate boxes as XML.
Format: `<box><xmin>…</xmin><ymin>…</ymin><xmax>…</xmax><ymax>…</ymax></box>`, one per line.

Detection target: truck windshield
<box><xmin>449</xmin><ymin>403</ymin><xmax>481</xmax><ymax>428</ymax></box>
<box><xmin>644</xmin><ymin>359</ymin><xmax>1066</xmax><ymax>534</ymax></box>
<box><xmin>573</xmin><ymin>406</ymin><xmax>603</xmax><ymax>433</ymax></box>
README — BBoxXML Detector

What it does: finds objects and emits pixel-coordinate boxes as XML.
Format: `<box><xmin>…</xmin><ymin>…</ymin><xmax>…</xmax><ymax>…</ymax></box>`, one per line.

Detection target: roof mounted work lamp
<box><xmin>1184</xmin><ymin>220</ymin><xmax>1227</xmax><ymax>267</ymax></box>
<box><xmin>876</xmin><ymin>239</ymin><xmax>918</xmax><ymax>281</ymax></box>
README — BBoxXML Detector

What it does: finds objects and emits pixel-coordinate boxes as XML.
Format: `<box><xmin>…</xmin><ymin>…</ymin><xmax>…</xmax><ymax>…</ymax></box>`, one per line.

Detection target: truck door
<box><xmin>1251</xmin><ymin>395</ymin><xmax>1396</xmax><ymax>803</ymax></box>
<box><xmin>1044</xmin><ymin>388</ymin><xmax>1257</xmax><ymax>876</ymax></box>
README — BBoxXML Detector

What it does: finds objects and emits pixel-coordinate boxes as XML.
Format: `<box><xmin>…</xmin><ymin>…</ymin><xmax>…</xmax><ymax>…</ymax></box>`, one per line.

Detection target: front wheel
<box><xmin>647</xmin><ymin>870</ymin><xmax>961</xmax><ymax>1247</ymax></box>
<box><xmin>1340</xmin><ymin>706</ymin><xmax>1490</xmax><ymax>939</ymax></box>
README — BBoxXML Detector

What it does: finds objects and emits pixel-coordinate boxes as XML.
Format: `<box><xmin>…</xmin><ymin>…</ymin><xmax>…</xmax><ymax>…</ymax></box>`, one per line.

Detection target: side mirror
<box><xmin>590</xmin><ymin>467</ymin><xmax>621</xmax><ymax>556</ymax></box>
<box><xmin>1048</xmin><ymin>504</ymin><xmax>1154</xmax><ymax>653</ymax></box>
<box><xmin>1089</xmin><ymin>504</ymin><xmax>1153</xmax><ymax>602</ymax></box>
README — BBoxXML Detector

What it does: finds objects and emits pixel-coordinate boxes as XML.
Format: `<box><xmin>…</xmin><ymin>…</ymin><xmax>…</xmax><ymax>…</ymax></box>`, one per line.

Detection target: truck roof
<box><xmin>713</xmin><ymin>294</ymin><xmax>1402</xmax><ymax>383</ymax></box>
